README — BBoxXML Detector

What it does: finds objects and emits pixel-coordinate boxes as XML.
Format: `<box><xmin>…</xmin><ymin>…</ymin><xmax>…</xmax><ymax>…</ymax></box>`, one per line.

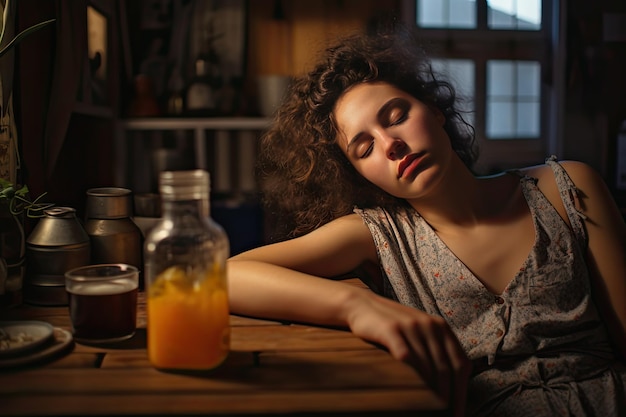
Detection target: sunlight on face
<box><xmin>333</xmin><ymin>82</ymin><xmax>452</xmax><ymax>200</ymax></box>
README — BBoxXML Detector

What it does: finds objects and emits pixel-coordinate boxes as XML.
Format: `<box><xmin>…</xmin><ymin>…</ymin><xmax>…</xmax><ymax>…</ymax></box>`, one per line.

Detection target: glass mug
<box><xmin>65</xmin><ymin>264</ymin><xmax>139</xmax><ymax>343</ymax></box>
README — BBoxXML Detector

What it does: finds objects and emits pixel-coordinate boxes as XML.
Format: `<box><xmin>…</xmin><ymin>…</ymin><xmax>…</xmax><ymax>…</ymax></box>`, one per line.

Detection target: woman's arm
<box><xmin>561</xmin><ymin>161</ymin><xmax>626</xmax><ymax>357</ymax></box>
<box><xmin>227</xmin><ymin>213</ymin><xmax>471</xmax><ymax>414</ymax></box>
<box><xmin>227</xmin><ymin>214</ymin><xmax>378</xmax><ymax>324</ymax></box>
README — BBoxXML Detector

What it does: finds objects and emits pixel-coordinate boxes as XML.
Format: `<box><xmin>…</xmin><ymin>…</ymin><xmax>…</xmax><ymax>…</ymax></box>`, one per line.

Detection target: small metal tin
<box><xmin>25</xmin><ymin>207</ymin><xmax>91</xmax><ymax>306</ymax></box>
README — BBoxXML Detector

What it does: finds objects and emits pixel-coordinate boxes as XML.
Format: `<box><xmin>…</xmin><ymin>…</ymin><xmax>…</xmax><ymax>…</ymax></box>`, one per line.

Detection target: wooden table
<box><xmin>0</xmin><ymin>279</ymin><xmax>447</xmax><ymax>416</ymax></box>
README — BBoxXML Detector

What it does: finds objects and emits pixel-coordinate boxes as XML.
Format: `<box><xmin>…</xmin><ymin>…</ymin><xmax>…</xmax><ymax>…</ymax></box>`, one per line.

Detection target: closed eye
<box><xmin>360</xmin><ymin>141</ymin><xmax>374</xmax><ymax>158</ymax></box>
<box><xmin>390</xmin><ymin>111</ymin><xmax>408</xmax><ymax>126</ymax></box>
<box><xmin>387</xmin><ymin>105</ymin><xmax>409</xmax><ymax>127</ymax></box>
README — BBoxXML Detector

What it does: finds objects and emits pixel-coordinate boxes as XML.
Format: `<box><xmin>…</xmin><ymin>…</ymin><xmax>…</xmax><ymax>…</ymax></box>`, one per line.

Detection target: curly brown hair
<box><xmin>257</xmin><ymin>28</ymin><xmax>477</xmax><ymax>241</ymax></box>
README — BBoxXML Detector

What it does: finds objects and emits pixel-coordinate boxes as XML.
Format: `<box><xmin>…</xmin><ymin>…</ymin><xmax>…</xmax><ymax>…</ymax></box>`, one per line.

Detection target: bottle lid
<box><xmin>44</xmin><ymin>206</ymin><xmax>77</xmax><ymax>218</ymax></box>
<box><xmin>159</xmin><ymin>170</ymin><xmax>210</xmax><ymax>200</ymax></box>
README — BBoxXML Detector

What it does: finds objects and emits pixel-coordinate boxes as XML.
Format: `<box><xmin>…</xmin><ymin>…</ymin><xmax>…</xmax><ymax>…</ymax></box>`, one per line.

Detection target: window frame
<box><xmin>401</xmin><ymin>0</ymin><xmax>564</xmax><ymax>173</ymax></box>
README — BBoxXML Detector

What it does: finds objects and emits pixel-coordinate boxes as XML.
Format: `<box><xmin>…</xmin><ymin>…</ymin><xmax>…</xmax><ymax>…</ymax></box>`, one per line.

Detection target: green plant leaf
<box><xmin>14</xmin><ymin>184</ymin><xmax>28</xmax><ymax>196</ymax></box>
<box><xmin>0</xmin><ymin>185</ymin><xmax>14</xmax><ymax>199</ymax></box>
<box><xmin>0</xmin><ymin>177</ymin><xmax>11</xmax><ymax>189</ymax></box>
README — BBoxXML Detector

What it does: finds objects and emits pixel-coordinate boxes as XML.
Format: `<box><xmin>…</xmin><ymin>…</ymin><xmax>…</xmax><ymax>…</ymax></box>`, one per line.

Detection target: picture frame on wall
<box><xmin>86</xmin><ymin>3</ymin><xmax>109</xmax><ymax>107</ymax></box>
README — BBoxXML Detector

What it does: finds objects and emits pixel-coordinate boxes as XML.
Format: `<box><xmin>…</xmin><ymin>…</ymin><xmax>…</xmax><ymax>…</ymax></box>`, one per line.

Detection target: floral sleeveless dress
<box><xmin>354</xmin><ymin>157</ymin><xmax>626</xmax><ymax>416</ymax></box>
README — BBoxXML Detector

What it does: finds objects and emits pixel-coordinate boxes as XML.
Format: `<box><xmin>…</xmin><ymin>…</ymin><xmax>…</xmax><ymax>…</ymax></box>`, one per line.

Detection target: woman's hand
<box><xmin>344</xmin><ymin>289</ymin><xmax>471</xmax><ymax>417</ymax></box>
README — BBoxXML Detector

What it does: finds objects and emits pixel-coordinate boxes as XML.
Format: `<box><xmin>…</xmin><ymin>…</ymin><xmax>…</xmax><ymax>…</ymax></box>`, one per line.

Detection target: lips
<box><xmin>397</xmin><ymin>152</ymin><xmax>425</xmax><ymax>178</ymax></box>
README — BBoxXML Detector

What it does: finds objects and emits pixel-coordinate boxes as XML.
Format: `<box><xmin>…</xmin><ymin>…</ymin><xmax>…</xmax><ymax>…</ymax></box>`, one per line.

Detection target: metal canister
<box><xmin>25</xmin><ymin>207</ymin><xmax>91</xmax><ymax>305</ymax></box>
<box><xmin>84</xmin><ymin>187</ymin><xmax>143</xmax><ymax>286</ymax></box>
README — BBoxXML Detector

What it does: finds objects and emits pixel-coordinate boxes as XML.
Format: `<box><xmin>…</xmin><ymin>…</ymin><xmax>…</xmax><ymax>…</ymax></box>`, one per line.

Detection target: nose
<box><xmin>380</xmin><ymin>133</ymin><xmax>406</xmax><ymax>160</ymax></box>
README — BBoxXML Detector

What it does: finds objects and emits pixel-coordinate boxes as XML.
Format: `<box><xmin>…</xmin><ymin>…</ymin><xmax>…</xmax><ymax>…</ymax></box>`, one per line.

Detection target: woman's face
<box><xmin>333</xmin><ymin>82</ymin><xmax>455</xmax><ymax>200</ymax></box>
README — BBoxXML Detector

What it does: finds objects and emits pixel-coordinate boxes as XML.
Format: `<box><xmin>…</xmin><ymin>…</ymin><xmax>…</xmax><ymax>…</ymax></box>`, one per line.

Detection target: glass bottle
<box><xmin>144</xmin><ymin>170</ymin><xmax>230</xmax><ymax>371</ymax></box>
<box><xmin>185</xmin><ymin>56</ymin><xmax>216</xmax><ymax>116</ymax></box>
<box><xmin>166</xmin><ymin>66</ymin><xmax>184</xmax><ymax>116</ymax></box>
<box><xmin>129</xmin><ymin>74</ymin><xmax>161</xmax><ymax>117</ymax></box>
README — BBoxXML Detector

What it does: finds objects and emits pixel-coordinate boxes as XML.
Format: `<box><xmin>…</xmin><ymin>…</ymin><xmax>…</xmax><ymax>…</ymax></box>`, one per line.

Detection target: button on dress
<box><xmin>355</xmin><ymin>157</ymin><xmax>626</xmax><ymax>416</ymax></box>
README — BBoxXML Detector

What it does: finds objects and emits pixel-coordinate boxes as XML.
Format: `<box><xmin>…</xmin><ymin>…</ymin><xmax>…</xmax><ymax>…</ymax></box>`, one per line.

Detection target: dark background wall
<box><xmin>12</xmin><ymin>0</ymin><xmax>626</xmax><ymax>230</ymax></box>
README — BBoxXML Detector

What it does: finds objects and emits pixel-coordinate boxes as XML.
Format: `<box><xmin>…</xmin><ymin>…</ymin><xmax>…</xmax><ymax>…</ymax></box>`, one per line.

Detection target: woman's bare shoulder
<box><xmin>515</xmin><ymin>160</ymin><xmax>599</xmax><ymax>223</ymax></box>
<box><xmin>231</xmin><ymin>213</ymin><xmax>377</xmax><ymax>277</ymax></box>
<box><xmin>308</xmin><ymin>214</ymin><xmax>378</xmax><ymax>259</ymax></box>
<box><xmin>518</xmin><ymin>159</ymin><xmax>621</xmax><ymax>222</ymax></box>
<box><xmin>519</xmin><ymin>160</ymin><xmax>609</xmax><ymax>199</ymax></box>
<box><xmin>518</xmin><ymin>159</ymin><xmax>599</xmax><ymax>184</ymax></box>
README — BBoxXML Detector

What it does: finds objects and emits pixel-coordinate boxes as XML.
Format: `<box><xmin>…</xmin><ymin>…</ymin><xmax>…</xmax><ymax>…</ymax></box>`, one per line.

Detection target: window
<box><xmin>487</xmin><ymin>60</ymin><xmax>541</xmax><ymax>138</ymax></box>
<box><xmin>417</xmin><ymin>0</ymin><xmax>476</xmax><ymax>28</ymax></box>
<box><xmin>417</xmin><ymin>0</ymin><xmax>543</xmax><ymax>30</ymax></box>
<box><xmin>408</xmin><ymin>0</ymin><xmax>560</xmax><ymax>173</ymax></box>
<box><xmin>488</xmin><ymin>0</ymin><xmax>542</xmax><ymax>30</ymax></box>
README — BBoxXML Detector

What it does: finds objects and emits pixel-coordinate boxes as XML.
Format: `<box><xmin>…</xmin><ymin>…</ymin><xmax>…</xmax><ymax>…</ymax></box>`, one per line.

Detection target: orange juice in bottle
<box><xmin>144</xmin><ymin>170</ymin><xmax>230</xmax><ymax>371</ymax></box>
<box><xmin>147</xmin><ymin>264</ymin><xmax>229</xmax><ymax>369</ymax></box>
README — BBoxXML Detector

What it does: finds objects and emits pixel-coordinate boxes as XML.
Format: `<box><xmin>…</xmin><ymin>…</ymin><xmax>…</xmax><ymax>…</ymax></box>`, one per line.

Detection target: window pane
<box><xmin>517</xmin><ymin>102</ymin><xmax>540</xmax><ymax>136</ymax></box>
<box><xmin>516</xmin><ymin>62</ymin><xmax>540</xmax><ymax>97</ymax></box>
<box><xmin>516</xmin><ymin>0</ymin><xmax>541</xmax><ymax>30</ymax></box>
<box><xmin>487</xmin><ymin>60</ymin><xmax>541</xmax><ymax>139</ymax></box>
<box><xmin>417</xmin><ymin>0</ymin><xmax>445</xmax><ymax>27</ymax></box>
<box><xmin>487</xmin><ymin>61</ymin><xmax>514</xmax><ymax>96</ymax></box>
<box><xmin>417</xmin><ymin>0</ymin><xmax>476</xmax><ymax>29</ymax></box>
<box><xmin>487</xmin><ymin>101</ymin><xmax>515</xmax><ymax>138</ymax></box>
<box><xmin>488</xmin><ymin>0</ymin><xmax>515</xmax><ymax>29</ymax></box>
<box><xmin>488</xmin><ymin>0</ymin><xmax>541</xmax><ymax>30</ymax></box>
<box><xmin>449</xmin><ymin>0</ymin><xmax>475</xmax><ymax>28</ymax></box>
<box><xmin>431</xmin><ymin>59</ymin><xmax>475</xmax><ymax>126</ymax></box>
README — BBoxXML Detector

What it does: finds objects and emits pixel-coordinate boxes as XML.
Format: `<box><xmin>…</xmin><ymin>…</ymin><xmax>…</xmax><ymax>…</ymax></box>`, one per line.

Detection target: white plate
<box><xmin>0</xmin><ymin>327</ymin><xmax>73</xmax><ymax>369</ymax></box>
<box><xmin>0</xmin><ymin>320</ymin><xmax>55</xmax><ymax>357</ymax></box>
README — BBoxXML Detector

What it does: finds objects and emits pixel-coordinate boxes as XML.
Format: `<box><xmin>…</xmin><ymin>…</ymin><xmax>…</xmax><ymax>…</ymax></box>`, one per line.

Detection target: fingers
<box><xmin>387</xmin><ymin>315</ymin><xmax>470</xmax><ymax>416</ymax></box>
<box><xmin>413</xmin><ymin>317</ymin><xmax>453</xmax><ymax>401</ymax></box>
<box><xmin>443</xmin><ymin>331</ymin><xmax>471</xmax><ymax>417</ymax></box>
<box><xmin>346</xmin><ymin>295</ymin><xmax>469</xmax><ymax>415</ymax></box>
<box><xmin>426</xmin><ymin>320</ymin><xmax>455</xmax><ymax>402</ymax></box>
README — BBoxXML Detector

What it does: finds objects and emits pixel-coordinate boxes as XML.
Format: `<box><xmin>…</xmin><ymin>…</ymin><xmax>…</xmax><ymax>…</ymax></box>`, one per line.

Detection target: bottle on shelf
<box><xmin>129</xmin><ymin>74</ymin><xmax>161</xmax><ymax>117</ymax></box>
<box><xmin>185</xmin><ymin>48</ymin><xmax>220</xmax><ymax>116</ymax></box>
<box><xmin>166</xmin><ymin>66</ymin><xmax>184</xmax><ymax>116</ymax></box>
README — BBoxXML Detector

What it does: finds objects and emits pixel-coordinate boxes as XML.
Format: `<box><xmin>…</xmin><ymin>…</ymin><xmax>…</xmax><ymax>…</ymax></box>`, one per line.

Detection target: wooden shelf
<box><xmin>115</xmin><ymin>117</ymin><xmax>270</xmax><ymax>195</ymax></box>
<box><xmin>121</xmin><ymin>117</ymin><xmax>271</xmax><ymax>131</ymax></box>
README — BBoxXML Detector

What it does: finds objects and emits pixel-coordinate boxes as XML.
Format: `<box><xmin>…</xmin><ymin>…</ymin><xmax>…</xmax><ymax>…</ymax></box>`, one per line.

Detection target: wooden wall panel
<box><xmin>247</xmin><ymin>0</ymin><xmax>401</xmax><ymax>78</ymax></box>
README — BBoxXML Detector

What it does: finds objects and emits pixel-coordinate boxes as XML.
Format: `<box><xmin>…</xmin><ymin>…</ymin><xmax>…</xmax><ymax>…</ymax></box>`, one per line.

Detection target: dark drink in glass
<box><xmin>65</xmin><ymin>264</ymin><xmax>138</xmax><ymax>343</ymax></box>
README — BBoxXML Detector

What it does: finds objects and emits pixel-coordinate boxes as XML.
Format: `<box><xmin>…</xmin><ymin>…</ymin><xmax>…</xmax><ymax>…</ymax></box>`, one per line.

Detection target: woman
<box><xmin>228</xmin><ymin>29</ymin><xmax>626</xmax><ymax>416</ymax></box>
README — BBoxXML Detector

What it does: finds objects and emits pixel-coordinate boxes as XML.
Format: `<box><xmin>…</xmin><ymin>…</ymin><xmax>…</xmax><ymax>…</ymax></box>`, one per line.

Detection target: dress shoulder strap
<box><xmin>544</xmin><ymin>155</ymin><xmax>588</xmax><ymax>250</ymax></box>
